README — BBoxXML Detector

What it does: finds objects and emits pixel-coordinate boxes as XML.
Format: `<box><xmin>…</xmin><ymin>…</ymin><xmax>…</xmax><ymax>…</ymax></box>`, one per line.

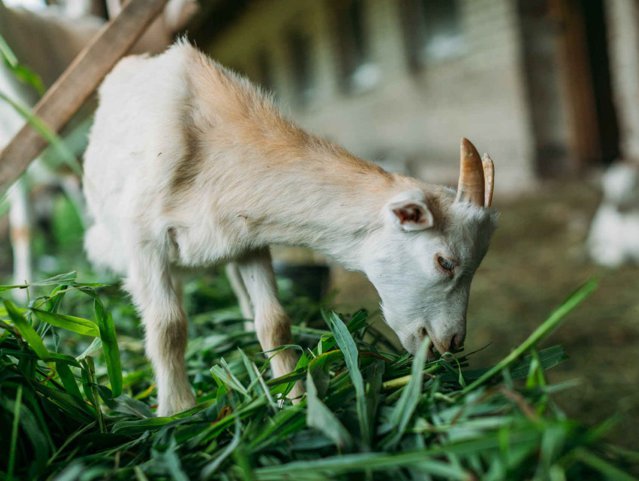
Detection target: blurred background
<box><xmin>1</xmin><ymin>0</ymin><xmax>638</xmax><ymax>448</ymax></box>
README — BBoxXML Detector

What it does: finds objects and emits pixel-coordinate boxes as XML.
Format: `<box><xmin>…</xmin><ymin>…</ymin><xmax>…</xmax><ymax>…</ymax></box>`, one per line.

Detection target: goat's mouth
<box><xmin>426</xmin><ymin>341</ymin><xmax>438</xmax><ymax>360</ymax></box>
<box><xmin>423</xmin><ymin>328</ymin><xmax>464</xmax><ymax>359</ymax></box>
<box><xmin>419</xmin><ymin>326</ymin><xmax>446</xmax><ymax>358</ymax></box>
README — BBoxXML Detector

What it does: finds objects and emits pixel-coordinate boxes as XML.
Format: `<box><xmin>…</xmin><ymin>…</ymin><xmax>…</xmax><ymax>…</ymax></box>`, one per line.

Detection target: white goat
<box><xmin>83</xmin><ymin>42</ymin><xmax>497</xmax><ymax>416</ymax></box>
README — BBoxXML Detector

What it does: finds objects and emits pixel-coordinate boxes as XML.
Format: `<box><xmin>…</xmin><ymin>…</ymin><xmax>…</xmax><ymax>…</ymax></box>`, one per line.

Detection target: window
<box><xmin>402</xmin><ymin>0</ymin><xmax>465</xmax><ymax>68</ymax></box>
<box><xmin>286</xmin><ymin>28</ymin><xmax>315</xmax><ymax>107</ymax></box>
<box><xmin>333</xmin><ymin>0</ymin><xmax>380</xmax><ymax>92</ymax></box>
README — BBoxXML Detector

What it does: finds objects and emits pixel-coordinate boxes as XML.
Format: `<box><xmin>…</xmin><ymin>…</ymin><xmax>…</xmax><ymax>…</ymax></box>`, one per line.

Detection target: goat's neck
<box><xmin>189</xmin><ymin>63</ymin><xmax>415</xmax><ymax>270</ymax></box>
<box><xmin>240</xmin><ymin>143</ymin><xmax>403</xmax><ymax>271</ymax></box>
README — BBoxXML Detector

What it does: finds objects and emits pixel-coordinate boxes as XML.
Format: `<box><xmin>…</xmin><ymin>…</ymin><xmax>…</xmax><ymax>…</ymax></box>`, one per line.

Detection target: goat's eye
<box><xmin>436</xmin><ymin>255</ymin><xmax>456</xmax><ymax>275</ymax></box>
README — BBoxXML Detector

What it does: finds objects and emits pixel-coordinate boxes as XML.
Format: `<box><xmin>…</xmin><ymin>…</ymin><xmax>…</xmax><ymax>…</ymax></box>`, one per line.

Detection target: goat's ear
<box><xmin>386</xmin><ymin>191</ymin><xmax>434</xmax><ymax>231</ymax></box>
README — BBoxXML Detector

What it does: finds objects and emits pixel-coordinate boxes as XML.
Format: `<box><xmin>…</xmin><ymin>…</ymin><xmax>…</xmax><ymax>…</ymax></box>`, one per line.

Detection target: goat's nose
<box><xmin>437</xmin><ymin>332</ymin><xmax>466</xmax><ymax>354</ymax></box>
<box><xmin>417</xmin><ymin>327</ymin><xmax>465</xmax><ymax>354</ymax></box>
<box><xmin>451</xmin><ymin>332</ymin><xmax>465</xmax><ymax>351</ymax></box>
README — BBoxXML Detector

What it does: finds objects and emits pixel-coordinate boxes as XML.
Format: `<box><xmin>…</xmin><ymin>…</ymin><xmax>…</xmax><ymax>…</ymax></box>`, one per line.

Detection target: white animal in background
<box><xmin>587</xmin><ymin>162</ymin><xmax>639</xmax><ymax>267</ymax></box>
<box><xmin>83</xmin><ymin>42</ymin><xmax>498</xmax><ymax>416</ymax></box>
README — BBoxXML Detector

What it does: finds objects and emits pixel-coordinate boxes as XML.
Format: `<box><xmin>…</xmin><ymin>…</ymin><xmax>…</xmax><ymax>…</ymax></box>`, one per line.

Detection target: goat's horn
<box><xmin>455</xmin><ymin>138</ymin><xmax>485</xmax><ymax>206</ymax></box>
<box><xmin>482</xmin><ymin>154</ymin><xmax>494</xmax><ymax>208</ymax></box>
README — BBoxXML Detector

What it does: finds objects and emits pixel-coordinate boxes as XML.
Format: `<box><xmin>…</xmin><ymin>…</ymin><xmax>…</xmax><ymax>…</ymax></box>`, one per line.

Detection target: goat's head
<box><xmin>363</xmin><ymin>138</ymin><xmax>497</xmax><ymax>357</ymax></box>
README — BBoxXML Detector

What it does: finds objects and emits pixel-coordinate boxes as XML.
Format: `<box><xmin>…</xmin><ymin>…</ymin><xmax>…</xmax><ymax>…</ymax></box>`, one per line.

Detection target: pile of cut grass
<box><xmin>0</xmin><ymin>273</ymin><xmax>636</xmax><ymax>480</ymax></box>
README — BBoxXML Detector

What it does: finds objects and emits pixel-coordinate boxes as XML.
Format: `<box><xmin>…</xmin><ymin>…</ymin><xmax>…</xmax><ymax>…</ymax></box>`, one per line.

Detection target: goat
<box><xmin>83</xmin><ymin>41</ymin><xmax>497</xmax><ymax>416</ymax></box>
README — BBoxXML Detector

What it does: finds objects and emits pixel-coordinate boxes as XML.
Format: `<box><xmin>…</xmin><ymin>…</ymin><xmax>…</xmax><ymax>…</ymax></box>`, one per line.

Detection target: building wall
<box><xmin>205</xmin><ymin>0</ymin><xmax>535</xmax><ymax>190</ymax></box>
<box><xmin>517</xmin><ymin>0</ymin><xmax>574</xmax><ymax>177</ymax></box>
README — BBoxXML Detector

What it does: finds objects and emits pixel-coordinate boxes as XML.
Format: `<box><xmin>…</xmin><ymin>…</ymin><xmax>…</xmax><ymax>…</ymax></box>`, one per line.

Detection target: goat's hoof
<box><xmin>288</xmin><ymin>380</ymin><xmax>305</xmax><ymax>405</ymax></box>
<box><xmin>157</xmin><ymin>392</ymin><xmax>196</xmax><ymax>417</ymax></box>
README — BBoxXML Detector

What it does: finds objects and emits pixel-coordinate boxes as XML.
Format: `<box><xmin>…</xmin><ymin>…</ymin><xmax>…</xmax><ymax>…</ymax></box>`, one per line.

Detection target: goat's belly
<box><xmin>168</xmin><ymin>217</ymin><xmax>254</xmax><ymax>268</ymax></box>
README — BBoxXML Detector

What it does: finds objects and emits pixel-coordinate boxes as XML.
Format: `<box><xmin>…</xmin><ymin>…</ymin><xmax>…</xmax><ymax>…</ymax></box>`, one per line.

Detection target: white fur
<box><xmin>83</xmin><ymin>42</ymin><xmax>497</xmax><ymax>415</ymax></box>
<box><xmin>588</xmin><ymin>163</ymin><xmax>639</xmax><ymax>267</ymax></box>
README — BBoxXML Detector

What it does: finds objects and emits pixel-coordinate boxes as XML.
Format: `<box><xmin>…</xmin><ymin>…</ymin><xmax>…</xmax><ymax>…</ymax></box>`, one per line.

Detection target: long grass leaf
<box><xmin>254</xmin><ymin>427</ymin><xmax>542</xmax><ymax>478</ymax></box>
<box><xmin>0</xmin><ymin>34</ymin><xmax>45</xmax><ymax>93</ymax></box>
<box><xmin>324</xmin><ymin>311</ymin><xmax>370</xmax><ymax>448</ymax></box>
<box><xmin>573</xmin><ymin>448</ymin><xmax>637</xmax><ymax>481</ymax></box>
<box><xmin>32</xmin><ymin>309</ymin><xmax>99</xmax><ymax>337</ymax></box>
<box><xmin>1</xmin><ymin>390</ymin><xmax>52</xmax><ymax>474</ymax></box>
<box><xmin>55</xmin><ymin>360</ymin><xmax>82</xmax><ymax>400</ymax></box>
<box><xmin>201</xmin><ymin>415</ymin><xmax>243</xmax><ymax>478</ymax></box>
<box><xmin>383</xmin><ymin>337</ymin><xmax>430</xmax><ymax>448</ymax></box>
<box><xmin>306</xmin><ymin>371</ymin><xmax>353</xmax><ymax>450</ymax></box>
<box><xmin>94</xmin><ymin>299</ymin><xmax>122</xmax><ymax>397</ymax></box>
<box><xmin>30</xmin><ymin>272</ymin><xmax>78</xmax><ymax>286</ymax></box>
<box><xmin>7</xmin><ymin>384</ymin><xmax>22</xmax><ymax>481</ymax></box>
<box><xmin>461</xmin><ymin>279</ymin><xmax>597</xmax><ymax>394</ymax></box>
<box><xmin>0</xmin><ymin>90</ymin><xmax>80</xmax><ymax>175</ymax></box>
<box><xmin>4</xmin><ymin>300</ymin><xmax>49</xmax><ymax>359</ymax></box>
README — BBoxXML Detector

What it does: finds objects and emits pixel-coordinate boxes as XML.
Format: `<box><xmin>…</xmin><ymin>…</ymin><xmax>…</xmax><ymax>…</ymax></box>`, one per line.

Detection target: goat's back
<box><xmin>83</xmin><ymin>41</ymin><xmax>393</xmax><ymax>273</ymax></box>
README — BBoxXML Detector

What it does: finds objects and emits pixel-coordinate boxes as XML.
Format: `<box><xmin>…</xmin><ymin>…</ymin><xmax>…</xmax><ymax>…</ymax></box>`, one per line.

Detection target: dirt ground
<box><xmin>331</xmin><ymin>180</ymin><xmax>639</xmax><ymax>449</ymax></box>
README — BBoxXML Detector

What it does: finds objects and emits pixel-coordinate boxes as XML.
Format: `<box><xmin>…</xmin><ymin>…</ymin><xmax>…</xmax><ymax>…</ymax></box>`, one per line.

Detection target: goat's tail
<box><xmin>84</xmin><ymin>223</ymin><xmax>128</xmax><ymax>275</ymax></box>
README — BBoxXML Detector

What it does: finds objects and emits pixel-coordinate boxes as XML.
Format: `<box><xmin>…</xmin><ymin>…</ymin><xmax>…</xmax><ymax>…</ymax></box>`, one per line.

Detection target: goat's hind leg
<box><xmin>237</xmin><ymin>248</ymin><xmax>304</xmax><ymax>400</ymax></box>
<box><xmin>125</xmin><ymin>242</ymin><xmax>195</xmax><ymax>416</ymax></box>
<box><xmin>225</xmin><ymin>262</ymin><xmax>254</xmax><ymax>330</ymax></box>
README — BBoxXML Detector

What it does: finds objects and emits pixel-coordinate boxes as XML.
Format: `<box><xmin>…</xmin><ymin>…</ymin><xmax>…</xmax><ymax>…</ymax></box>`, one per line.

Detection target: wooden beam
<box><xmin>0</xmin><ymin>0</ymin><xmax>169</xmax><ymax>192</ymax></box>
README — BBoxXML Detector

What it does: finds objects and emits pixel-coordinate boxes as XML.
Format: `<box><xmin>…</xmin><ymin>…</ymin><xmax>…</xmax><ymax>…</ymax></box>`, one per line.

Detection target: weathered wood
<box><xmin>0</xmin><ymin>0</ymin><xmax>169</xmax><ymax>192</ymax></box>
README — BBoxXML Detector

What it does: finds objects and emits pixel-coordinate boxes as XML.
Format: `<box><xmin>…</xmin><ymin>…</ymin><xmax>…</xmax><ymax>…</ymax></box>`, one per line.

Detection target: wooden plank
<box><xmin>552</xmin><ymin>0</ymin><xmax>601</xmax><ymax>170</ymax></box>
<box><xmin>0</xmin><ymin>0</ymin><xmax>169</xmax><ymax>192</ymax></box>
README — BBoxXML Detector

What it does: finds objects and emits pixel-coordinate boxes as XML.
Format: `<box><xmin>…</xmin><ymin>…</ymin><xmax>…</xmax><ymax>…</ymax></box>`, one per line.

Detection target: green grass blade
<box><xmin>0</xmin><ymin>283</ymin><xmax>26</xmax><ymax>292</ymax></box>
<box><xmin>112</xmin><ymin>417</ymin><xmax>179</xmax><ymax>435</ymax></box>
<box><xmin>55</xmin><ymin>360</ymin><xmax>82</xmax><ymax>400</ymax></box>
<box><xmin>81</xmin><ymin>357</ymin><xmax>105</xmax><ymax>432</ymax></box>
<box><xmin>211</xmin><ymin>359</ymin><xmax>249</xmax><ymax>397</ymax></box>
<box><xmin>35</xmin><ymin>384</ymin><xmax>94</xmax><ymax>421</ymax></box>
<box><xmin>325</xmin><ymin>311</ymin><xmax>370</xmax><ymax>449</ymax></box>
<box><xmin>93</xmin><ymin>299</ymin><xmax>122</xmax><ymax>397</ymax></box>
<box><xmin>151</xmin><ymin>435</ymin><xmax>190</xmax><ymax>481</ymax></box>
<box><xmin>573</xmin><ymin>448</ymin><xmax>637</xmax><ymax>481</ymax></box>
<box><xmin>383</xmin><ymin>336</ymin><xmax>430</xmax><ymax>448</ymax></box>
<box><xmin>4</xmin><ymin>300</ymin><xmax>49</xmax><ymax>359</ymax></box>
<box><xmin>76</xmin><ymin>337</ymin><xmax>103</xmax><ymax>362</ymax></box>
<box><xmin>201</xmin><ymin>415</ymin><xmax>243</xmax><ymax>478</ymax></box>
<box><xmin>461</xmin><ymin>279</ymin><xmax>597</xmax><ymax>394</ymax></box>
<box><xmin>31</xmin><ymin>309</ymin><xmax>99</xmax><ymax>337</ymax></box>
<box><xmin>30</xmin><ymin>272</ymin><xmax>78</xmax><ymax>287</ymax></box>
<box><xmin>7</xmin><ymin>384</ymin><xmax>22</xmax><ymax>481</ymax></box>
<box><xmin>306</xmin><ymin>371</ymin><xmax>353</xmax><ymax>450</ymax></box>
<box><xmin>254</xmin><ymin>450</ymin><xmax>473</xmax><ymax>481</ymax></box>
<box><xmin>0</xmin><ymin>34</ymin><xmax>45</xmax><ymax>94</ymax></box>
<box><xmin>1</xmin><ymin>389</ymin><xmax>52</xmax><ymax>475</ymax></box>
<box><xmin>0</xmin><ymin>90</ymin><xmax>81</xmax><ymax>177</ymax></box>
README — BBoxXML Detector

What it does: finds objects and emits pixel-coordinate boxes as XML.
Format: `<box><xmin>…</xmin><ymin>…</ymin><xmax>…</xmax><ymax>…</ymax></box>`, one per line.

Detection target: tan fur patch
<box><xmin>168</xmin><ymin>47</ymin><xmax>394</xmax><ymax>198</ymax></box>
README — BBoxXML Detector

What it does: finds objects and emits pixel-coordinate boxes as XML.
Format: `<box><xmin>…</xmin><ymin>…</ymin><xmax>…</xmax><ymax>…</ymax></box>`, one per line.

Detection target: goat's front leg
<box><xmin>236</xmin><ymin>248</ymin><xmax>304</xmax><ymax>400</ymax></box>
<box><xmin>125</xmin><ymin>243</ymin><xmax>195</xmax><ymax>416</ymax></box>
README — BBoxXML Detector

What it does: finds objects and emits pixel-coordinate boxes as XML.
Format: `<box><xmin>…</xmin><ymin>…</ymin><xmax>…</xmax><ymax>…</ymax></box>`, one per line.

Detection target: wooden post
<box><xmin>0</xmin><ymin>0</ymin><xmax>169</xmax><ymax>193</ymax></box>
